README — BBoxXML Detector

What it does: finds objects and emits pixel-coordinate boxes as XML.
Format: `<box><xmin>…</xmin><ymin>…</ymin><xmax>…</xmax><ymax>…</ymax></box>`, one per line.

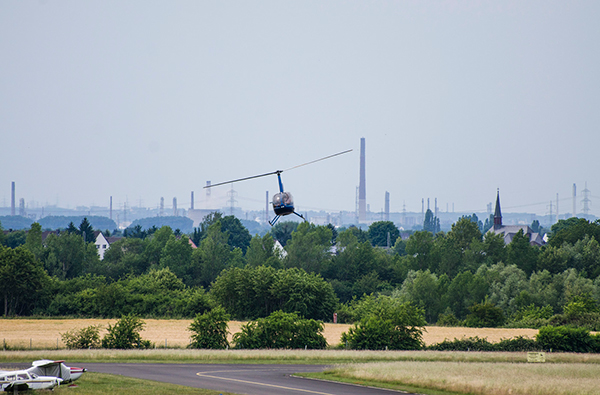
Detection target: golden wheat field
<box><xmin>0</xmin><ymin>319</ymin><xmax>537</xmax><ymax>349</ymax></box>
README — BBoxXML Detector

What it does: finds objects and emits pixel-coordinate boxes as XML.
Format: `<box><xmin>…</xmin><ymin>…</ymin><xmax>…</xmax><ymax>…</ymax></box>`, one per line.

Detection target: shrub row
<box><xmin>428</xmin><ymin>326</ymin><xmax>600</xmax><ymax>353</ymax></box>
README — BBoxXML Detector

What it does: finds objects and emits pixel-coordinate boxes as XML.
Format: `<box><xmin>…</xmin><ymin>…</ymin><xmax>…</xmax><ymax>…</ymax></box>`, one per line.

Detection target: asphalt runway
<box><xmin>74</xmin><ymin>363</ymin><xmax>414</xmax><ymax>395</ymax></box>
<box><xmin>2</xmin><ymin>362</ymin><xmax>414</xmax><ymax>394</ymax></box>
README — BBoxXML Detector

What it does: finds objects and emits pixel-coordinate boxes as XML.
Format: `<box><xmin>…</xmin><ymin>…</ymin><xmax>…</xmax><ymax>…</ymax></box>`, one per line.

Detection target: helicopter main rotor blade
<box><xmin>205</xmin><ymin>149</ymin><xmax>352</xmax><ymax>189</ymax></box>
<box><xmin>204</xmin><ymin>170</ymin><xmax>282</xmax><ymax>189</ymax></box>
<box><xmin>283</xmin><ymin>149</ymin><xmax>353</xmax><ymax>172</ymax></box>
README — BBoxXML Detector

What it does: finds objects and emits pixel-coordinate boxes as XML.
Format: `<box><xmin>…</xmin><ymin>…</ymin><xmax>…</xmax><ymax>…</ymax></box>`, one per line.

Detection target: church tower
<box><xmin>493</xmin><ymin>189</ymin><xmax>502</xmax><ymax>229</ymax></box>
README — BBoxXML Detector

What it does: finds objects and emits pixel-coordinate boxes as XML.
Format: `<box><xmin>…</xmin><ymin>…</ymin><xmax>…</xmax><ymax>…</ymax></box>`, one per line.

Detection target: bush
<box><xmin>427</xmin><ymin>336</ymin><xmax>540</xmax><ymax>352</ymax></box>
<box><xmin>506</xmin><ymin>304</ymin><xmax>553</xmax><ymax>329</ymax></box>
<box><xmin>101</xmin><ymin>315</ymin><xmax>152</xmax><ymax>349</ymax></box>
<box><xmin>536</xmin><ymin>326</ymin><xmax>596</xmax><ymax>353</ymax></box>
<box><xmin>427</xmin><ymin>336</ymin><xmax>495</xmax><ymax>351</ymax></box>
<box><xmin>548</xmin><ymin>295</ymin><xmax>600</xmax><ymax>331</ymax></box>
<box><xmin>340</xmin><ymin>301</ymin><xmax>426</xmax><ymax>350</ymax></box>
<box><xmin>233</xmin><ymin>311</ymin><xmax>327</xmax><ymax>349</ymax></box>
<box><xmin>436</xmin><ymin>308</ymin><xmax>462</xmax><ymax>327</ymax></box>
<box><xmin>464</xmin><ymin>302</ymin><xmax>505</xmax><ymax>328</ymax></box>
<box><xmin>61</xmin><ymin>325</ymin><xmax>102</xmax><ymax>349</ymax></box>
<box><xmin>188</xmin><ymin>307</ymin><xmax>230</xmax><ymax>349</ymax></box>
<box><xmin>494</xmin><ymin>336</ymin><xmax>540</xmax><ymax>351</ymax></box>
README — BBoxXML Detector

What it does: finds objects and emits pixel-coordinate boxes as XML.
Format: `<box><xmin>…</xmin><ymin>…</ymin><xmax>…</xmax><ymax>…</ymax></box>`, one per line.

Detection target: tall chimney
<box><xmin>11</xmin><ymin>181</ymin><xmax>15</xmax><ymax>216</ymax></box>
<box><xmin>160</xmin><ymin>197</ymin><xmax>164</xmax><ymax>217</ymax></box>
<box><xmin>173</xmin><ymin>197</ymin><xmax>178</xmax><ymax>216</ymax></box>
<box><xmin>109</xmin><ymin>196</ymin><xmax>113</xmax><ymax>220</ymax></box>
<box><xmin>206</xmin><ymin>181</ymin><xmax>211</xmax><ymax>197</ymax></box>
<box><xmin>191</xmin><ymin>191</ymin><xmax>194</xmax><ymax>210</ymax></box>
<box><xmin>384</xmin><ymin>191</ymin><xmax>390</xmax><ymax>221</ymax></box>
<box><xmin>358</xmin><ymin>138</ymin><xmax>367</xmax><ymax>223</ymax></box>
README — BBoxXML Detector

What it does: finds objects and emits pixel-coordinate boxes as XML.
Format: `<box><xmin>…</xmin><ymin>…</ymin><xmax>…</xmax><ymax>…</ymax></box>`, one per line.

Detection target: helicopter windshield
<box><xmin>273</xmin><ymin>192</ymin><xmax>293</xmax><ymax>207</ymax></box>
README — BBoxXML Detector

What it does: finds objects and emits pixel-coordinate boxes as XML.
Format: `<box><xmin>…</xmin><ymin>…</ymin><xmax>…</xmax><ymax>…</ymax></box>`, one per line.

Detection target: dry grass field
<box><xmin>326</xmin><ymin>361</ymin><xmax>600</xmax><ymax>395</ymax></box>
<box><xmin>0</xmin><ymin>319</ymin><xmax>537</xmax><ymax>349</ymax></box>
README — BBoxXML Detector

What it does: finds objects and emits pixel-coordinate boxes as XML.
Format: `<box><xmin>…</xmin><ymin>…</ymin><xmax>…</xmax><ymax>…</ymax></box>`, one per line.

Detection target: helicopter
<box><xmin>204</xmin><ymin>149</ymin><xmax>352</xmax><ymax>226</ymax></box>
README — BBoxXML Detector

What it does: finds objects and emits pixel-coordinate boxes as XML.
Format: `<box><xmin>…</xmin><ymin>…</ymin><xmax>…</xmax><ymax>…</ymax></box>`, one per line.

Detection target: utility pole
<box><xmin>582</xmin><ymin>182</ymin><xmax>591</xmax><ymax>217</ymax></box>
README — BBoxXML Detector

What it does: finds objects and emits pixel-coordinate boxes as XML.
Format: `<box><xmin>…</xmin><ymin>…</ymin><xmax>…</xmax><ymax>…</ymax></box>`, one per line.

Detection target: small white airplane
<box><xmin>27</xmin><ymin>360</ymin><xmax>86</xmax><ymax>383</ymax></box>
<box><xmin>0</xmin><ymin>370</ymin><xmax>62</xmax><ymax>392</ymax></box>
<box><xmin>0</xmin><ymin>360</ymin><xmax>86</xmax><ymax>392</ymax></box>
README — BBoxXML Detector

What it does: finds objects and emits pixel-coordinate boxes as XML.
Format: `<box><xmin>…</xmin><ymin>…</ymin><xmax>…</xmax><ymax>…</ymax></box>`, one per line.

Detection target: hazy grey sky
<box><xmin>2</xmin><ymin>1</ymin><xmax>599</xmax><ymax>216</ymax></box>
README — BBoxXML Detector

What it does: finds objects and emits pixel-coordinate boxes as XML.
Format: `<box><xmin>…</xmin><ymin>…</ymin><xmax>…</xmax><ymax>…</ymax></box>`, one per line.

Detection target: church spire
<box><xmin>494</xmin><ymin>189</ymin><xmax>502</xmax><ymax>229</ymax></box>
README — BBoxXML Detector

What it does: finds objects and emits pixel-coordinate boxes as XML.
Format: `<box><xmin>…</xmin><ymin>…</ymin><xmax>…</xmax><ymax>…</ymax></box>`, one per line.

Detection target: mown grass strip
<box><xmin>2</xmin><ymin>349</ymin><xmax>600</xmax><ymax>365</ymax></box>
<box><xmin>51</xmin><ymin>372</ymin><xmax>238</xmax><ymax>395</ymax></box>
<box><xmin>296</xmin><ymin>371</ymin><xmax>460</xmax><ymax>395</ymax></box>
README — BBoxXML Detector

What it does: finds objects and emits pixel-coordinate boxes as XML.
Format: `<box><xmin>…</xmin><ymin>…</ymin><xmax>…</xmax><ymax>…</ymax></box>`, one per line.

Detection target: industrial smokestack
<box><xmin>384</xmin><ymin>191</ymin><xmax>390</xmax><ymax>222</ymax></box>
<box><xmin>173</xmin><ymin>197</ymin><xmax>178</xmax><ymax>216</ymax></box>
<box><xmin>160</xmin><ymin>197</ymin><xmax>164</xmax><ymax>217</ymax></box>
<box><xmin>358</xmin><ymin>137</ymin><xmax>366</xmax><ymax>222</ymax></box>
<box><xmin>110</xmin><ymin>196</ymin><xmax>113</xmax><ymax>220</ymax></box>
<box><xmin>206</xmin><ymin>181</ymin><xmax>211</xmax><ymax>197</ymax></box>
<box><xmin>11</xmin><ymin>181</ymin><xmax>15</xmax><ymax>216</ymax></box>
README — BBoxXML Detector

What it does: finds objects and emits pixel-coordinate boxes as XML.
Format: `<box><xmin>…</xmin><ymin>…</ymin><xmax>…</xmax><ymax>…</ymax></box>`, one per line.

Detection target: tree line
<box><xmin>1</xmin><ymin>213</ymin><xmax>600</xmax><ymax>332</ymax></box>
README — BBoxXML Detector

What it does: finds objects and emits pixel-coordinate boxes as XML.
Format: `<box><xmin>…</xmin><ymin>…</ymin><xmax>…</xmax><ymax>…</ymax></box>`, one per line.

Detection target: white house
<box><xmin>94</xmin><ymin>232</ymin><xmax>122</xmax><ymax>260</ymax></box>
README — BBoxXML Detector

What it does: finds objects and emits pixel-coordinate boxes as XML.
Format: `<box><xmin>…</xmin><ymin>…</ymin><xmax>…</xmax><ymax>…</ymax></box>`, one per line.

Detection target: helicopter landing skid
<box><xmin>269</xmin><ymin>211</ymin><xmax>305</xmax><ymax>226</ymax></box>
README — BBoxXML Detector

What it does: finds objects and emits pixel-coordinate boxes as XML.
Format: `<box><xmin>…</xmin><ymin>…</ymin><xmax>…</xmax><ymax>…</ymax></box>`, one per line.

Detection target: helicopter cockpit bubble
<box><xmin>273</xmin><ymin>192</ymin><xmax>293</xmax><ymax>207</ymax></box>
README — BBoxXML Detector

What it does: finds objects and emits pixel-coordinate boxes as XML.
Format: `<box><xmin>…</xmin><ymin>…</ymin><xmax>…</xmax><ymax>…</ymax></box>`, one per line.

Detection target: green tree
<box><xmin>0</xmin><ymin>246</ymin><xmax>50</xmax><ymax>315</ymax></box>
<box><xmin>159</xmin><ymin>235</ymin><xmax>193</xmax><ymax>283</ymax></box>
<box><xmin>92</xmin><ymin>237</ymin><xmax>149</xmax><ymax>279</ymax></box>
<box><xmin>447</xmin><ymin>216</ymin><xmax>482</xmax><ymax>252</ymax></box>
<box><xmin>220</xmin><ymin>215</ymin><xmax>252</xmax><ymax>254</ymax></box>
<box><xmin>507</xmin><ymin>229</ymin><xmax>539</xmax><ymax>276</ymax></box>
<box><xmin>482</xmin><ymin>231</ymin><xmax>507</xmax><ymax>265</ymax></box>
<box><xmin>464</xmin><ymin>302</ymin><xmax>505</xmax><ymax>327</ymax></box>
<box><xmin>42</xmin><ymin>232</ymin><xmax>92</xmax><ymax>280</ymax></box>
<box><xmin>188</xmin><ymin>307</ymin><xmax>230</xmax><ymax>349</ymax></box>
<box><xmin>4</xmin><ymin>230</ymin><xmax>27</xmax><ymax>248</ymax></box>
<box><xmin>79</xmin><ymin>217</ymin><xmax>95</xmax><ymax>243</ymax></box>
<box><xmin>233</xmin><ymin>311</ymin><xmax>327</xmax><ymax>349</ymax></box>
<box><xmin>405</xmin><ymin>231</ymin><xmax>436</xmax><ymax>272</ymax></box>
<box><xmin>341</xmin><ymin>299</ymin><xmax>426</xmax><ymax>350</ymax></box>
<box><xmin>367</xmin><ymin>221</ymin><xmax>400</xmax><ymax>247</ymax></box>
<box><xmin>396</xmin><ymin>270</ymin><xmax>442</xmax><ymax>323</ymax></box>
<box><xmin>191</xmin><ymin>212</ymin><xmax>223</xmax><ymax>247</ymax></box>
<box><xmin>549</xmin><ymin>218</ymin><xmax>600</xmax><ymax>247</ymax></box>
<box><xmin>101</xmin><ymin>314</ymin><xmax>151</xmax><ymax>349</ymax></box>
<box><xmin>270</xmin><ymin>221</ymin><xmax>298</xmax><ymax>247</ymax></box>
<box><xmin>284</xmin><ymin>222</ymin><xmax>332</xmax><ymax>274</ymax></box>
<box><xmin>245</xmin><ymin>233</ymin><xmax>282</xmax><ymax>268</ymax></box>
<box><xmin>443</xmin><ymin>270</ymin><xmax>489</xmax><ymax>319</ymax></box>
<box><xmin>144</xmin><ymin>226</ymin><xmax>173</xmax><ymax>267</ymax></box>
<box><xmin>477</xmin><ymin>262</ymin><xmax>528</xmax><ymax>316</ymax></box>
<box><xmin>195</xmin><ymin>221</ymin><xmax>243</xmax><ymax>288</ymax></box>
<box><xmin>24</xmin><ymin>222</ymin><xmax>43</xmax><ymax>260</ymax></box>
<box><xmin>61</xmin><ymin>325</ymin><xmax>102</xmax><ymax>349</ymax></box>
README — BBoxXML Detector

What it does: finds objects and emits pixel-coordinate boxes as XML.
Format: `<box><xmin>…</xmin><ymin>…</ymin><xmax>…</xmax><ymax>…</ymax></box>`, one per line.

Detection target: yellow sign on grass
<box><xmin>527</xmin><ymin>352</ymin><xmax>546</xmax><ymax>363</ymax></box>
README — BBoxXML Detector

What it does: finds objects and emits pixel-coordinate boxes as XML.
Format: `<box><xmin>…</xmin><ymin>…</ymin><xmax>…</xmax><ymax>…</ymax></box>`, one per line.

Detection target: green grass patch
<box><xmin>52</xmin><ymin>372</ymin><xmax>237</xmax><ymax>395</ymax></box>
